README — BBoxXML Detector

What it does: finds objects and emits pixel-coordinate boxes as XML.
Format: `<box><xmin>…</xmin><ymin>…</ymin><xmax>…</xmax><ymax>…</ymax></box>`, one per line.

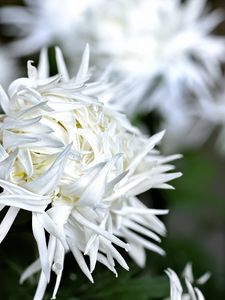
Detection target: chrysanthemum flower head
<box><xmin>88</xmin><ymin>0</ymin><xmax>225</xmax><ymax>150</ymax></box>
<box><xmin>0</xmin><ymin>46</ymin><xmax>182</xmax><ymax>299</ymax></box>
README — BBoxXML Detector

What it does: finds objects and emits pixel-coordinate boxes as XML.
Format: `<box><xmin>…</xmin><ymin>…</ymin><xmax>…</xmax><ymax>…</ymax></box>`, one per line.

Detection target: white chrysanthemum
<box><xmin>89</xmin><ymin>0</ymin><xmax>225</xmax><ymax>107</ymax></box>
<box><xmin>0</xmin><ymin>47</ymin><xmax>181</xmax><ymax>299</ymax></box>
<box><xmin>91</xmin><ymin>0</ymin><xmax>225</xmax><ymax>153</ymax></box>
<box><xmin>88</xmin><ymin>0</ymin><xmax>225</xmax><ymax>152</ymax></box>
<box><xmin>166</xmin><ymin>263</ymin><xmax>210</xmax><ymax>300</ymax></box>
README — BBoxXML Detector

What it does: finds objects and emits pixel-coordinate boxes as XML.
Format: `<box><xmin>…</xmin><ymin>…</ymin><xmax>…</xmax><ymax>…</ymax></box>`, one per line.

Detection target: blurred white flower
<box><xmin>0</xmin><ymin>47</ymin><xmax>181</xmax><ymax>299</ymax></box>
<box><xmin>1</xmin><ymin>0</ymin><xmax>224</xmax><ymax>153</ymax></box>
<box><xmin>89</xmin><ymin>0</ymin><xmax>225</xmax><ymax>152</ymax></box>
<box><xmin>90</xmin><ymin>0</ymin><xmax>225</xmax><ymax>106</ymax></box>
<box><xmin>166</xmin><ymin>263</ymin><xmax>210</xmax><ymax>300</ymax></box>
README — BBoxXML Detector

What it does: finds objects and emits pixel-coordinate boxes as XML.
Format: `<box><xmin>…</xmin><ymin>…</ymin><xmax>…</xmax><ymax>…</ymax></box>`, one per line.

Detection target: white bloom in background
<box><xmin>89</xmin><ymin>0</ymin><xmax>225</xmax><ymax>109</ymax></box>
<box><xmin>88</xmin><ymin>0</ymin><xmax>225</xmax><ymax>152</ymax></box>
<box><xmin>0</xmin><ymin>47</ymin><xmax>181</xmax><ymax>299</ymax></box>
<box><xmin>166</xmin><ymin>263</ymin><xmax>210</xmax><ymax>300</ymax></box>
<box><xmin>1</xmin><ymin>0</ymin><xmax>224</xmax><ymax>152</ymax></box>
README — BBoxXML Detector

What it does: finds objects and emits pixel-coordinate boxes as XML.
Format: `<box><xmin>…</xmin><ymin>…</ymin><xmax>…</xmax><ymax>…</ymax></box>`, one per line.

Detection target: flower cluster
<box><xmin>0</xmin><ymin>47</ymin><xmax>181</xmax><ymax>299</ymax></box>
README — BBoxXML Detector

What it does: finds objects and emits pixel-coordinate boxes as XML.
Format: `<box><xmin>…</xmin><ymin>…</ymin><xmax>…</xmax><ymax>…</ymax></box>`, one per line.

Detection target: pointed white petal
<box><xmin>0</xmin><ymin>149</ymin><xmax>18</xmax><ymax>179</ymax></box>
<box><xmin>78</xmin><ymin>155</ymin><xmax>122</xmax><ymax>207</ymax></box>
<box><xmin>24</xmin><ymin>144</ymin><xmax>72</xmax><ymax>195</ymax></box>
<box><xmin>194</xmin><ymin>287</ymin><xmax>205</xmax><ymax>300</ymax></box>
<box><xmin>73</xmin><ymin>211</ymin><xmax>130</xmax><ymax>252</ymax></box>
<box><xmin>38</xmin><ymin>48</ymin><xmax>49</xmax><ymax>79</ymax></box>
<box><xmin>183</xmin><ymin>262</ymin><xmax>194</xmax><ymax>283</ymax></box>
<box><xmin>128</xmin><ymin>242</ymin><xmax>146</xmax><ymax>268</ymax></box>
<box><xmin>27</xmin><ymin>60</ymin><xmax>38</xmax><ymax>79</ymax></box>
<box><xmin>3</xmin><ymin>116</ymin><xmax>42</xmax><ymax>130</ymax></box>
<box><xmin>18</xmin><ymin>149</ymin><xmax>33</xmax><ymax>177</ymax></box>
<box><xmin>76</xmin><ymin>44</ymin><xmax>90</xmax><ymax>82</ymax></box>
<box><xmin>127</xmin><ymin>131</ymin><xmax>165</xmax><ymax>177</ymax></box>
<box><xmin>67</xmin><ymin>237</ymin><xmax>94</xmax><ymax>283</ymax></box>
<box><xmin>55</xmin><ymin>47</ymin><xmax>69</xmax><ymax>81</ymax></box>
<box><xmin>3</xmin><ymin>130</ymin><xmax>39</xmax><ymax>149</ymax></box>
<box><xmin>32</xmin><ymin>213</ymin><xmax>50</xmax><ymax>282</ymax></box>
<box><xmin>196</xmin><ymin>272</ymin><xmax>211</xmax><ymax>285</ymax></box>
<box><xmin>123</xmin><ymin>219</ymin><xmax>161</xmax><ymax>242</ymax></box>
<box><xmin>88</xmin><ymin>238</ymin><xmax>99</xmax><ymax>273</ymax></box>
<box><xmin>121</xmin><ymin>227</ymin><xmax>165</xmax><ymax>256</ymax></box>
<box><xmin>0</xmin><ymin>194</ymin><xmax>50</xmax><ymax>212</ymax></box>
<box><xmin>185</xmin><ymin>279</ymin><xmax>197</xmax><ymax>300</ymax></box>
<box><xmin>165</xmin><ymin>268</ymin><xmax>183</xmax><ymax>300</ymax></box>
<box><xmin>97</xmin><ymin>253</ymin><xmax>118</xmax><ymax>276</ymax></box>
<box><xmin>103</xmin><ymin>241</ymin><xmax>129</xmax><ymax>271</ymax></box>
<box><xmin>51</xmin><ymin>241</ymin><xmax>65</xmax><ymax>299</ymax></box>
<box><xmin>20</xmin><ymin>259</ymin><xmax>41</xmax><ymax>284</ymax></box>
<box><xmin>0</xmin><ymin>144</ymin><xmax>8</xmax><ymax>161</ymax></box>
<box><xmin>37</xmin><ymin>212</ymin><xmax>67</xmax><ymax>248</ymax></box>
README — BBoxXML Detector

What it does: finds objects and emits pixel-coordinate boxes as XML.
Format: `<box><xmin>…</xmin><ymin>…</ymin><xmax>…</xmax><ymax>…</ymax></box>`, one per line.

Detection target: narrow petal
<box><xmin>32</xmin><ymin>213</ymin><xmax>50</xmax><ymax>282</ymax></box>
<box><xmin>0</xmin><ymin>149</ymin><xmax>18</xmax><ymax>179</ymax></box>
<box><xmin>76</xmin><ymin>44</ymin><xmax>90</xmax><ymax>82</ymax></box>
<box><xmin>121</xmin><ymin>227</ymin><xmax>165</xmax><ymax>256</ymax></box>
<box><xmin>165</xmin><ymin>268</ymin><xmax>183</xmax><ymax>300</ymax></box>
<box><xmin>25</xmin><ymin>144</ymin><xmax>72</xmax><ymax>195</ymax></box>
<box><xmin>38</xmin><ymin>48</ymin><xmax>49</xmax><ymax>79</ymax></box>
<box><xmin>20</xmin><ymin>259</ymin><xmax>41</xmax><ymax>284</ymax></box>
<box><xmin>67</xmin><ymin>237</ymin><xmax>94</xmax><ymax>283</ymax></box>
<box><xmin>72</xmin><ymin>211</ymin><xmax>130</xmax><ymax>252</ymax></box>
<box><xmin>55</xmin><ymin>47</ymin><xmax>69</xmax><ymax>81</ymax></box>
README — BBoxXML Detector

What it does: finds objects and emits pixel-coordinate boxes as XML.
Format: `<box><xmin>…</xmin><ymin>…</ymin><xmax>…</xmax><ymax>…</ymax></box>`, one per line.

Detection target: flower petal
<box><xmin>24</xmin><ymin>144</ymin><xmax>72</xmax><ymax>195</ymax></box>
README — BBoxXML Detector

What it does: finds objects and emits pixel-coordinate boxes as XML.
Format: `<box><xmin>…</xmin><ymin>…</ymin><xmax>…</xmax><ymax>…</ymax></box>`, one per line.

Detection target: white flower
<box><xmin>86</xmin><ymin>0</ymin><xmax>225</xmax><ymax>153</ymax></box>
<box><xmin>166</xmin><ymin>263</ymin><xmax>211</xmax><ymax>300</ymax></box>
<box><xmin>90</xmin><ymin>0</ymin><xmax>225</xmax><ymax>106</ymax></box>
<box><xmin>0</xmin><ymin>47</ymin><xmax>181</xmax><ymax>299</ymax></box>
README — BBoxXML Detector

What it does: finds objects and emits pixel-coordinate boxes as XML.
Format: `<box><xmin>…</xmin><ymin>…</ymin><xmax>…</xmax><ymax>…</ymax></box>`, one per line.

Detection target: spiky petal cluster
<box><xmin>166</xmin><ymin>263</ymin><xmax>211</xmax><ymax>300</ymax></box>
<box><xmin>0</xmin><ymin>47</ymin><xmax>181</xmax><ymax>299</ymax></box>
